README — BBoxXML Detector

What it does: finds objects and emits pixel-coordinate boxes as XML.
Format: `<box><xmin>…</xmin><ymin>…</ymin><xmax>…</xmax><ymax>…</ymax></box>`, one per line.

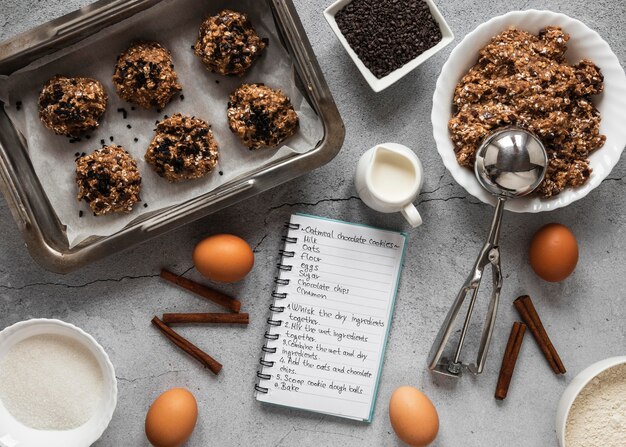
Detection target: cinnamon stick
<box><xmin>495</xmin><ymin>322</ymin><xmax>526</xmax><ymax>400</ymax></box>
<box><xmin>160</xmin><ymin>269</ymin><xmax>241</xmax><ymax>313</ymax></box>
<box><xmin>513</xmin><ymin>295</ymin><xmax>566</xmax><ymax>374</ymax></box>
<box><xmin>151</xmin><ymin>316</ymin><xmax>222</xmax><ymax>375</ymax></box>
<box><xmin>163</xmin><ymin>313</ymin><xmax>249</xmax><ymax>325</ymax></box>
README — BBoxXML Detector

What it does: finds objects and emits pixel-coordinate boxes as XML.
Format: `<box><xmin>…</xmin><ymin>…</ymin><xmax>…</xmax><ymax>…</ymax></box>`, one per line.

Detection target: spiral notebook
<box><xmin>255</xmin><ymin>213</ymin><xmax>407</xmax><ymax>421</ymax></box>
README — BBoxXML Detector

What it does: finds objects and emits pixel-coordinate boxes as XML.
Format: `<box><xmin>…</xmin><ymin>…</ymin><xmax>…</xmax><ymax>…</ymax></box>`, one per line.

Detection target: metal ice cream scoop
<box><xmin>428</xmin><ymin>127</ymin><xmax>548</xmax><ymax>377</ymax></box>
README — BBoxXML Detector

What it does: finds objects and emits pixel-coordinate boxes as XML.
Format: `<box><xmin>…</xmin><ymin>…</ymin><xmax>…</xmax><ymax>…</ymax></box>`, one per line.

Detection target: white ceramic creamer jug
<box><xmin>355</xmin><ymin>143</ymin><xmax>424</xmax><ymax>227</ymax></box>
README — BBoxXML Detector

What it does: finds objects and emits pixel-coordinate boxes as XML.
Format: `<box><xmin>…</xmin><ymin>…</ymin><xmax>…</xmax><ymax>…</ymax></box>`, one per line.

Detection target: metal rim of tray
<box><xmin>0</xmin><ymin>0</ymin><xmax>345</xmax><ymax>273</ymax></box>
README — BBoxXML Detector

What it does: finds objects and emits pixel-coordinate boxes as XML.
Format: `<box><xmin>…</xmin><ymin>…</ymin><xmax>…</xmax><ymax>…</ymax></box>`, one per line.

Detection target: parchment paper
<box><xmin>0</xmin><ymin>0</ymin><xmax>323</xmax><ymax>247</ymax></box>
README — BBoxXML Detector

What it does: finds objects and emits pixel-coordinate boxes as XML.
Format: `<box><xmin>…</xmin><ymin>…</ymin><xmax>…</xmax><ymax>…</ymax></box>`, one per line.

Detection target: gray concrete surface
<box><xmin>1</xmin><ymin>1</ymin><xmax>625</xmax><ymax>446</ymax></box>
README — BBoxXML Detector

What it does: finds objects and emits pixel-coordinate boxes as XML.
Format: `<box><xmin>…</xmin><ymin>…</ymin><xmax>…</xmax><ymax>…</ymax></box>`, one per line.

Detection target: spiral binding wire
<box><xmin>255</xmin><ymin>222</ymin><xmax>299</xmax><ymax>394</ymax></box>
<box><xmin>272</xmin><ymin>291</ymin><xmax>288</xmax><ymax>299</ymax></box>
<box><xmin>279</xmin><ymin>249</ymin><xmax>295</xmax><ymax>258</ymax></box>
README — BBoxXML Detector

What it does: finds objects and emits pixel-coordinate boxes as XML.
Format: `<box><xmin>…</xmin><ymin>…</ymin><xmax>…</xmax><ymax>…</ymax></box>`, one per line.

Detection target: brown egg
<box><xmin>529</xmin><ymin>223</ymin><xmax>579</xmax><ymax>282</ymax></box>
<box><xmin>193</xmin><ymin>234</ymin><xmax>254</xmax><ymax>283</ymax></box>
<box><xmin>145</xmin><ymin>388</ymin><xmax>198</xmax><ymax>447</ymax></box>
<box><xmin>389</xmin><ymin>386</ymin><xmax>439</xmax><ymax>447</ymax></box>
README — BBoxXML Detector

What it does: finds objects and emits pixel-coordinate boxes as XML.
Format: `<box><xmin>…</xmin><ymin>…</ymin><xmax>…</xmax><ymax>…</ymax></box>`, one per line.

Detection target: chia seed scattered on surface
<box><xmin>69</xmin><ymin>137</ymin><xmax>81</xmax><ymax>144</ymax></box>
<box><xmin>180</xmin><ymin>95</ymin><xmax>185</xmax><ymax>101</ymax></box>
<box><xmin>79</xmin><ymin>210</ymin><xmax>83</xmax><ymax>217</ymax></box>
<box><xmin>75</xmin><ymin>152</ymin><xmax>80</xmax><ymax>157</ymax></box>
<box><xmin>190</xmin><ymin>45</ymin><xmax>195</xmax><ymax>50</ymax></box>
<box><xmin>116</xmin><ymin>107</ymin><xmax>128</xmax><ymax>119</ymax></box>
<box><xmin>15</xmin><ymin>101</ymin><xmax>22</xmax><ymax>111</ymax></box>
<box><xmin>335</xmin><ymin>0</ymin><xmax>442</xmax><ymax>79</ymax></box>
<box><xmin>131</xmin><ymin>106</ymin><xmax>136</xmax><ymax>110</ymax></box>
<box><xmin>219</xmin><ymin>170</ymin><xmax>224</xmax><ymax>175</ymax></box>
<box><xmin>156</xmin><ymin>108</ymin><xmax>162</xmax><ymax>113</ymax></box>
<box><xmin>109</xmin><ymin>136</ymin><xmax>114</xmax><ymax>142</ymax></box>
<box><xmin>215</xmin><ymin>80</ymin><xmax>220</xmax><ymax>84</ymax></box>
<box><xmin>81</xmin><ymin>152</ymin><xmax>86</xmax><ymax>156</ymax></box>
<box><xmin>100</xmin><ymin>139</ymin><xmax>105</xmax><ymax>145</ymax></box>
<box><xmin>134</xmin><ymin>137</ymin><xmax>139</xmax><ymax>142</ymax></box>
<box><xmin>127</xmin><ymin>124</ymin><xmax>132</xmax><ymax>129</ymax></box>
<box><xmin>164</xmin><ymin>115</ymin><xmax>168</xmax><ymax>119</ymax></box>
<box><xmin>144</xmin><ymin>203</ymin><xmax>148</xmax><ymax>208</ymax></box>
<box><xmin>85</xmin><ymin>134</ymin><xmax>91</xmax><ymax>139</ymax></box>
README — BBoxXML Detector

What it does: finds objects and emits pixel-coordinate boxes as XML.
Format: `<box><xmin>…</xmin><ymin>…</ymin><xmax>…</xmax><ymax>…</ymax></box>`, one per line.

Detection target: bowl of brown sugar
<box><xmin>432</xmin><ymin>10</ymin><xmax>626</xmax><ymax>212</ymax></box>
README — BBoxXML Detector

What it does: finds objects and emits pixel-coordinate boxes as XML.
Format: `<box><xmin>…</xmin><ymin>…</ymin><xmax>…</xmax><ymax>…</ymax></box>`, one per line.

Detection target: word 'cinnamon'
<box><xmin>160</xmin><ymin>269</ymin><xmax>241</xmax><ymax>313</ymax></box>
<box><xmin>163</xmin><ymin>313</ymin><xmax>249</xmax><ymax>325</ymax></box>
<box><xmin>513</xmin><ymin>295</ymin><xmax>566</xmax><ymax>374</ymax></box>
<box><xmin>151</xmin><ymin>316</ymin><xmax>222</xmax><ymax>375</ymax></box>
<box><xmin>495</xmin><ymin>322</ymin><xmax>526</xmax><ymax>400</ymax></box>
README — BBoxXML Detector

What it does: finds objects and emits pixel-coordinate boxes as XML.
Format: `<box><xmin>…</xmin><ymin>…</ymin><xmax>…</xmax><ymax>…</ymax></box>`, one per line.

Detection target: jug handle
<box><xmin>401</xmin><ymin>203</ymin><xmax>422</xmax><ymax>228</ymax></box>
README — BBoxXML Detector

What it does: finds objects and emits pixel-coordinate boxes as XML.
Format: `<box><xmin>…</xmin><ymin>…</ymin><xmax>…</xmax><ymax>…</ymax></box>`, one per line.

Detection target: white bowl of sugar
<box><xmin>0</xmin><ymin>319</ymin><xmax>117</xmax><ymax>447</ymax></box>
<box><xmin>556</xmin><ymin>356</ymin><xmax>626</xmax><ymax>447</ymax></box>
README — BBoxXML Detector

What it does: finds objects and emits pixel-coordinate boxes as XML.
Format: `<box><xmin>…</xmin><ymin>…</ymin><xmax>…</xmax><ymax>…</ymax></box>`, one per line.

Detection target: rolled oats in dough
<box><xmin>227</xmin><ymin>83</ymin><xmax>299</xmax><ymax>149</ymax></box>
<box><xmin>449</xmin><ymin>26</ymin><xmax>606</xmax><ymax>198</ymax></box>
<box><xmin>194</xmin><ymin>9</ymin><xmax>267</xmax><ymax>76</ymax></box>
<box><xmin>113</xmin><ymin>42</ymin><xmax>182</xmax><ymax>109</ymax></box>
<box><xmin>145</xmin><ymin>113</ymin><xmax>219</xmax><ymax>182</ymax></box>
<box><xmin>75</xmin><ymin>145</ymin><xmax>142</xmax><ymax>215</ymax></box>
<box><xmin>38</xmin><ymin>75</ymin><xmax>108</xmax><ymax>137</ymax></box>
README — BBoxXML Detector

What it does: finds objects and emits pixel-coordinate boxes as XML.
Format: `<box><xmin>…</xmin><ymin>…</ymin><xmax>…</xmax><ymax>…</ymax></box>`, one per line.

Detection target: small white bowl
<box><xmin>0</xmin><ymin>319</ymin><xmax>117</xmax><ymax>447</ymax></box>
<box><xmin>324</xmin><ymin>0</ymin><xmax>454</xmax><ymax>92</ymax></box>
<box><xmin>555</xmin><ymin>356</ymin><xmax>626</xmax><ymax>447</ymax></box>
<box><xmin>432</xmin><ymin>10</ymin><xmax>626</xmax><ymax>213</ymax></box>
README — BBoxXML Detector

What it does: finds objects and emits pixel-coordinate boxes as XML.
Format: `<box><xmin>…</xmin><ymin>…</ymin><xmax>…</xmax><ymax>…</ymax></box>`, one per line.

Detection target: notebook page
<box><xmin>256</xmin><ymin>214</ymin><xmax>407</xmax><ymax>421</ymax></box>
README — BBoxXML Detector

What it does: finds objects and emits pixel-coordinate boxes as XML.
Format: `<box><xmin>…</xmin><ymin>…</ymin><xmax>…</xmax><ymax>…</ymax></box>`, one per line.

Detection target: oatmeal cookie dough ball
<box><xmin>145</xmin><ymin>113</ymin><xmax>219</xmax><ymax>182</ymax></box>
<box><xmin>113</xmin><ymin>42</ymin><xmax>182</xmax><ymax>109</ymax></box>
<box><xmin>227</xmin><ymin>83</ymin><xmax>299</xmax><ymax>149</ymax></box>
<box><xmin>75</xmin><ymin>145</ymin><xmax>141</xmax><ymax>216</ymax></box>
<box><xmin>38</xmin><ymin>75</ymin><xmax>107</xmax><ymax>137</ymax></box>
<box><xmin>194</xmin><ymin>10</ymin><xmax>267</xmax><ymax>76</ymax></box>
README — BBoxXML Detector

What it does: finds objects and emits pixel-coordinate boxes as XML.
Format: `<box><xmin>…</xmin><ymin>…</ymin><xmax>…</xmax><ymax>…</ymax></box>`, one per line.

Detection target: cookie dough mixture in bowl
<box><xmin>75</xmin><ymin>145</ymin><xmax>142</xmax><ymax>216</ymax></box>
<box><xmin>38</xmin><ymin>75</ymin><xmax>108</xmax><ymax>137</ymax></box>
<box><xmin>431</xmin><ymin>10</ymin><xmax>626</xmax><ymax>213</ymax></box>
<box><xmin>145</xmin><ymin>113</ymin><xmax>219</xmax><ymax>182</ymax></box>
<box><xmin>449</xmin><ymin>26</ymin><xmax>605</xmax><ymax>199</ymax></box>
<box><xmin>194</xmin><ymin>9</ymin><xmax>267</xmax><ymax>76</ymax></box>
<box><xmin>113</xmin><ymin>42</ymin><xmax>182</xmax><ymax>109</ymax></box>
<box><xmin>227</xmin><ymin>83</ymin><xmax>299</xmax><ymax>149</ymax></box>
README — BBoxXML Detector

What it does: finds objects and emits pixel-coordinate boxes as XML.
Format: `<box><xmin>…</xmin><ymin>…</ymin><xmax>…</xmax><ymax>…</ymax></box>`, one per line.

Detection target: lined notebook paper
<box><xmin>255</xmin><ymin>214</ymin><xmax>407</xmax><ymax>421</ymax></box>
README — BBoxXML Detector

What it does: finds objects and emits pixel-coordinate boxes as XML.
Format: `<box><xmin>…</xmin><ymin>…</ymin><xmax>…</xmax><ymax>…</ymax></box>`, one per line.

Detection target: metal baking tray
<box><xmin>0</xmin><ymin>0</ymin><xmax>344</xmax><ymax>273</ymax></box>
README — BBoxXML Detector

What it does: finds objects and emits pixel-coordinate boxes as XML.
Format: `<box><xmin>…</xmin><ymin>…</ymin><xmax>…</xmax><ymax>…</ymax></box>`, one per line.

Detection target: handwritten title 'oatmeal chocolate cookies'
<box><xmin>227</xmin><ymin>83</ymin><xmax>299</xmax><ymax>149</ymax></box>
<box><xmin>145</xmin><ymin>113</ymin><xmax>219</xmax><ymax>182</ymax></box>
<box><xmin>75</xmin><ymin>145</ymin><xmax>141</xmax><ymax>216</ymax></box>
<box><xmin>39</xmin><ymin>75</ymin><xmax>107</xmax><ymax>137</ymax></box>
<box><xmin>194</xmin><ymin>10</ymin><xmax>267</xmax><ymax>76</ymax></box>
<box><xmin>449</xmin><ymin>26</ymin><xmax>605</xmax><ymax>198</ymax></box>
<box><xmin>113</xmin><ymin>42</ymin><xmax>182</xmax><ymax>109</ymax></box>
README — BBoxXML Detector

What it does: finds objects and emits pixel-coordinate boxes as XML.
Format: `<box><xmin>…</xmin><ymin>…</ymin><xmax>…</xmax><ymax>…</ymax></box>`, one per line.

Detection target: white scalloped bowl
<box><xmin>0</xmin><ymin>319</ymin><xmax>117</xmax><ymax>447</ymax></box>
<box><xmin>432</xmin><ymin>10</ymin><xmax>626</xmax><ymax>212</ymax></box>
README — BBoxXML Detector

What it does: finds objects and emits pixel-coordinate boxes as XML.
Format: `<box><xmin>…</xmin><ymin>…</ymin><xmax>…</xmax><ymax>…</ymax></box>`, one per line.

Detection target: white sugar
<box><xmin>566</xmin><ymin>363</ymin><xmax>626</xmax><ymax>447</ymax></box>
<box><xmin>0</xmin><ymin>334</ymin><xmax>104</xmax><ymax>430</ymax></box>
